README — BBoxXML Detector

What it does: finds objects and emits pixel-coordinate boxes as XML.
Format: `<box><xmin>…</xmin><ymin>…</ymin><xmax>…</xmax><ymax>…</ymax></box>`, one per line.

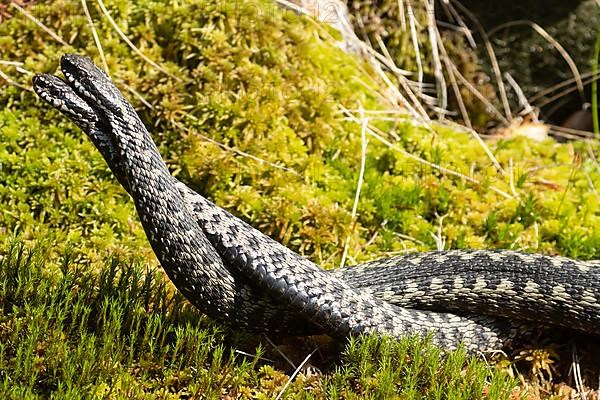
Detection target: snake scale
<box><xmin>32</xmin><ymin>54</ymin><xmax>600</xmax><ymax>353</ymax></box>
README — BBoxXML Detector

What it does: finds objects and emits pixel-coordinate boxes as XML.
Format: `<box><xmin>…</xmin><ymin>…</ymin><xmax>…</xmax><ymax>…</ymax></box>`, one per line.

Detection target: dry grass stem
<box><xmin>488</xmin><ymin>20</ymin><xmax>585</xmax><ymax>104</ymax></box>
<box><xmin>425</xmin><ymin>0</ymin><xmax>447</xmax><ymax>118</ymax></box>
<box><xmin>340</xmin><ymin>106</ymin><xmax>368</xmax><ymax>269</ymax></box>
<box><xmin>95</xmin><ymin>0</ymin><xmax>183</xmax><ymax>82</ymax></box>
<box><xmin>450</xmin><ymin>0</ymin><xmax>513</xmax><ymax>121</ymax></box>
<box><xmin>447</xmin><ymin>61</ymin><xmax>509</xmax><ymax>124</ymax></box>
<box><xmin>10</xmin><ymin>1</ymin><xmax>69</xmax><ymax>46</ymax></box>
<box><xmin>264</xmin><ymin>336</ymin><xmax>297</xmax><ymax>370</ymax></box>
<box><xmin>341</xmin><ymin>106</ymin><xmax>513</xmax><ymax>199</ymax></box>
<box><xmin>81</xmin><ymin>0</ymin><xmax>110</xmax><ymax>75</ymax></box>
<box><xmin>504</xmin><ymin>72</ymin><xmax>536</xmax><ymax>120</ymax></box>
<box><xmin>534</xmin><ymin>73</ymin><xmax>600</xmax><ymax>109</ymax></box>
<box><xmin>406</xmin><ymin>2</ymin><xmax>423</xmax><ymax>95</ymax></box>
<box><xmin>435</xmin><ymin>27</ymin><xmax>472</xmax><ymax>129</ymax></box>
<box><xmin>169</xmin><ymin>119</ymin><xmax>300</xmax><ymax>176</ymax></box>
<box><xmin>374</xmin><ymin>33</ymin><xmax>430</xmax><ymax>121</ymax></box>
<box><xmin>530</xmin><ymin>70</ymin><xmax>599</xmax><ymax>105</ymax></box>
<box><xmin>275</xmin><ymin>348</ymin><xmax>318</xmax><ymax>400</ymax></box>
<box><xmin>0</xmin><ymin>68</ymin><xmax>32</xmax><ymax>91</ymax></box>
<box><xmin>439</xmin><ymin>1</ymin><xmax>476</xmax><ymax>48</ymax></box>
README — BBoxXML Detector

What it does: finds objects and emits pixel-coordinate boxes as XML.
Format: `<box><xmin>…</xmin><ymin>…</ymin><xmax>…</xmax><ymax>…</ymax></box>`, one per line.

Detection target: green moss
<box><xmin>0</xmin><ymin>108</ymin><xmax>150</xmax><ymax>264</ymax></box>
<box><xmin>3</xmin><ymin>0</ymin><xmax>597</xmax><ymax>265</ymax></box>
<box><xmin>0</xmin><ymin>243</ymin><xmax>518</xmax><ymax>399</ymax></box>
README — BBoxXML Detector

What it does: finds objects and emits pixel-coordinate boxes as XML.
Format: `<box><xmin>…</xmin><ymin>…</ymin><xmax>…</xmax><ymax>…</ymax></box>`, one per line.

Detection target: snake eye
<box><xmin>59</xmin><ymin>54</ymin><xmax>126</xmax><ymax>116</ymax></box>
<box><xmin>33</xmin><ymin>74</ymin><xmax>65</xmax><ymax>106</ymax></box>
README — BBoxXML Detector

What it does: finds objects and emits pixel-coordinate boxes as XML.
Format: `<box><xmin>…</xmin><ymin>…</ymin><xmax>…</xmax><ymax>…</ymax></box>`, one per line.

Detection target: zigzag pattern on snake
<box><xmin>32</xmin><ymin>54</ymin><xmax>600</xmax><ymax>353</ymax></box>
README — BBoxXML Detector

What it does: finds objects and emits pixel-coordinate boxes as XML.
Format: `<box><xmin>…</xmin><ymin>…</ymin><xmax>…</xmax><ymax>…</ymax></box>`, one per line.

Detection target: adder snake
<box><xmin>32</xmin><ymin>54</ymin><xmax>600</xmax><ymax>353</ymax></box>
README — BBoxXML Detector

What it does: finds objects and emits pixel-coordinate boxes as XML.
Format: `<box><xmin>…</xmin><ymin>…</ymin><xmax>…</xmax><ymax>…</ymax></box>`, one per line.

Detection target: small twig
<box><xmin>10</xmin><ymin>1</ymin><xmax>69</xmax><ymax>46</ymax></box>
<box><xmin>95</xmin><ymin>0</ymin><xmax>183</xmax><ymax>82</ymax></box>
<box><xmin>340</xmin><ymin>106</ymin><xmax>368</xmax><ymax>269</ymax></box>
<box><xmin>488</xmin><ymin>20</ymin><xmax>585</xmax><ymax>104</ymax></box>
<box><xmin>81</xmin><ymin>0</ymin><xmax>110</xmax><ymax>75</ymax></box>
<box><xmin>275</xmin><ymin>348</ymin><xmax>318</xmax><ymax>400</ymax></box>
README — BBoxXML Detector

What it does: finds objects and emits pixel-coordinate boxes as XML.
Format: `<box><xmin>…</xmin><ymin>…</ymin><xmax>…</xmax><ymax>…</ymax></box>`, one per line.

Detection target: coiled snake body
<box><xmin>33</xmin><ymin>55</ymin><xmax>600</xmax><ymax>353</ymax></box>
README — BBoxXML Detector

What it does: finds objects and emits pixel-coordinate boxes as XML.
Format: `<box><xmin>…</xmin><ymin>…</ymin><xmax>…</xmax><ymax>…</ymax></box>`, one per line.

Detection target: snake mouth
<box><xmin>33</xmin><ymin>54</ymin><xmax>121</xmax><ymax>128</ymax></box>
<box><xmin>32</xmin><ymin>73</ymin><xmax>100</xmax><ymax>127</ymax></box>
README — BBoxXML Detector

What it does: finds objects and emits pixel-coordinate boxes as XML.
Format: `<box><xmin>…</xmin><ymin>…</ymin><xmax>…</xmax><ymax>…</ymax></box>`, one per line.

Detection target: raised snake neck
<box><xmin>32</xmin><ymin>54</ymin><xmax>600</xmax><ymax>353</ymax></box>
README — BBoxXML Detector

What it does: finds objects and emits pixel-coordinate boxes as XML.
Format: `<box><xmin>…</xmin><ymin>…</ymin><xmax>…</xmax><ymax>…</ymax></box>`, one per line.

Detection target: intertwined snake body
<box><xmin>32</xmin><ymin>54</ymin><xmax>600</xmax><ymax>353</ymax></box>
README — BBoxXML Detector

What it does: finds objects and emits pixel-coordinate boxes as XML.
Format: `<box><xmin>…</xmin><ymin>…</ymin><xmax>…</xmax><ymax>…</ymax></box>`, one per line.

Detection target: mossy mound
<box><xmin>1</xmin><ymin>0</ymin><xmax>599</xmax><ymax>397</ymax></box>
<box><xmin>0</xmin><ymin>243</ymin><xmax>520</xmax><ymax>398</ymax></box>
<box><xmin>2</xmin><ymin>0</ymin><xmax>599</xmax><ymax>265</ymax></box>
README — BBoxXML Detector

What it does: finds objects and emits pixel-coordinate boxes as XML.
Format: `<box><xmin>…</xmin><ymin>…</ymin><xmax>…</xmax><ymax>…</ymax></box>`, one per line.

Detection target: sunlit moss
<box><xmin>2</xmin><ymin>0</ymin><xmax>599</xmax><ymax>267</ymax></box>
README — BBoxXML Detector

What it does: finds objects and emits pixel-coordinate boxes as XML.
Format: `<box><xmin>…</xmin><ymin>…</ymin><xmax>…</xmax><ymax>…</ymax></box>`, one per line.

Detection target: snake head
<box><xmin>32</xmin><ymin>73</ymin><xmax>100</xmax><ymax>130</ymax></box>
<box><xmin>60</xmin><ymin>53</ymin><xmax>129</xmax><ymax>118</ymax></box>
<box><xmin>33</xmin><ymin>60</ymin><xmax>132</xmax><ymax>194</ymax></box>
